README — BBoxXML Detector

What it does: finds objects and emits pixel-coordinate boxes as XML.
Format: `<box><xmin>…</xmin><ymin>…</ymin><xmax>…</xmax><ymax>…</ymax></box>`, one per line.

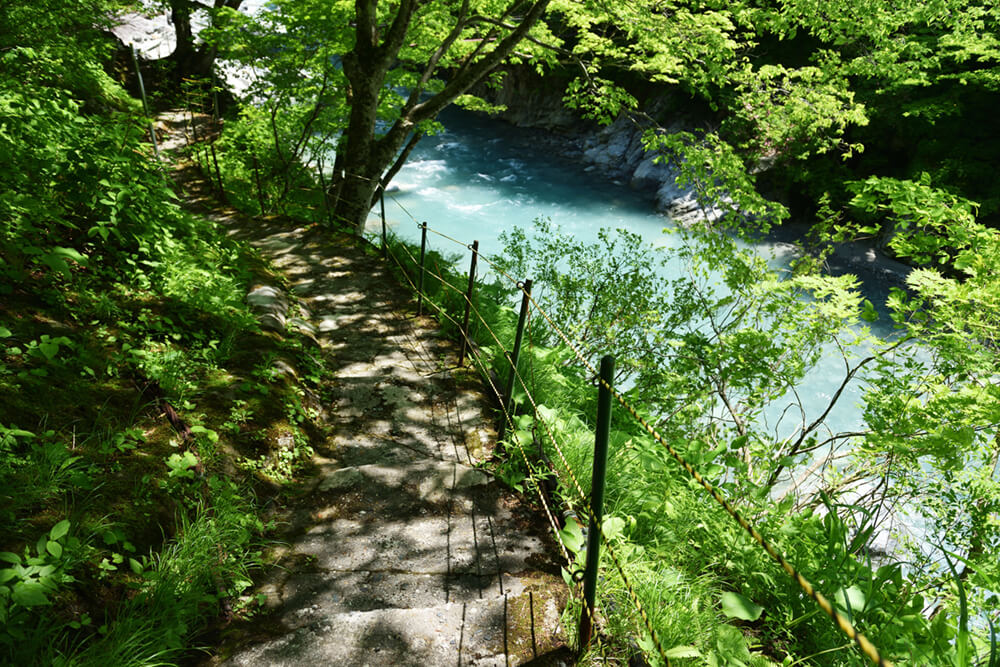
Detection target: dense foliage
<box><xmin>4</xmin><ymin>0</ymin><xmax>1000</xmax><ymax>664</ymax></box>
<box><xmin>1</xmin><ymin>2</ymin><xmax>326</xmax><ymax>663</ymax></box>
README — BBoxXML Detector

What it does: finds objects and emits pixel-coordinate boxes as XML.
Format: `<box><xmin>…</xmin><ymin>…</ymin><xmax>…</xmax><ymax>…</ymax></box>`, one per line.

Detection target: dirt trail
<box><xmin>157</xmin><ymin>112</ymin><xmax>569</xmax><ymax>666</ymax></box>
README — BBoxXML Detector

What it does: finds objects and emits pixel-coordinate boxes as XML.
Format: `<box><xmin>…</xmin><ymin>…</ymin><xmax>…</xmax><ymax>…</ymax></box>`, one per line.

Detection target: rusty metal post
<box><xmin>380</xmin><ymin>187</ymin><xmax>388</xmax><ymax>259</ymax></box>
<box><xmin>417</xmin><ymin>222</ymin><xmax>428</xmax><ymax>315</ymax></box>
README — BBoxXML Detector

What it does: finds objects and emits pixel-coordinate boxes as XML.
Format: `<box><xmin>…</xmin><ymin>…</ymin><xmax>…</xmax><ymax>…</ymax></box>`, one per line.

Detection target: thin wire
<box><xmin>389</xmin><ymin>223</ymin><xmax>672</xmax><ymax>664</ymax></box>
<box><xmin>386</xmin><ymin>215</ymin><xmax>525</xmax><ymax>290</ymax></box>
<box><xmin>425</xmin><ymin>224</ymin><xmax>476</xmax><ymax>251</ymax></box>
<box><xmin>385</xmin><ymin>190</ymin><xmax>421</xmax><ymax>227</ymax></box>
<box><xmin>520</xmin><ymin>284</ymin><xmax>893</xmax><ymax>667</ymax></box>
<box><xmin>383</xmin><ymin>221</ymin><xmax>891</xmax><ymax>667</ymax></box>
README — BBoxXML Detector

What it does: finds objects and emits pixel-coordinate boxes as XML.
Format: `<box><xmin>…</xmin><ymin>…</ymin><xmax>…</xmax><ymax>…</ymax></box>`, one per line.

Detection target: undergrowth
<box><xmin>0</xmin><ymin>11</ymin><xmax>328</xmax><ymax>664</ymax></box>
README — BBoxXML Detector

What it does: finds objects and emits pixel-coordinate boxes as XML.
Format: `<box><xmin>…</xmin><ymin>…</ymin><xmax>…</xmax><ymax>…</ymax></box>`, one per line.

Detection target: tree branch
<box><xmin>379</xmin><ymin>129</ymin><xmax>424</xmax><ymax>197</ymax></box>
<box><xmin>408</xmin><ymin>0</ymin><xmax>552</xmax><ymax>125</ymax></box>
<box><xmin>379</xmin><ymin>0</ymin><xmax>420</xmax><ymax>69</ymax></box>
<box><xmin>403</xmin><ymin>0</ymin><xmax>471</xmax><ymax>111</ymax></box>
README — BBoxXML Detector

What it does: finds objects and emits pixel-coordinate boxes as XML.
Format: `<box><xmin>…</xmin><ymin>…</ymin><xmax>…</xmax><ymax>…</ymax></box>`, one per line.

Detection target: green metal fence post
<box><xmin>579</xmin><ymin>354</ymin><xmax>615</xmax><ymax>651</ymax></box>
<box><xmin>252</xmin><ymin>153</ymin><xmax>266</xmax><ymax>215</ymax></box>
<box><xmin>380</xmin><ymin>187</ymin><xmax>388</xmax><ymax>259</ymax></box>
<box><xmin>130</xmin><ymin>46</ymin><xmax>159</xmax><ymax>158</ymax></box>
<box><xmin>497</xmin><ymin>279</ymin><xmax>532</xmax><ymax>443</ymax></box>
<box><xmin>459</xmin><ymin>240</ymin><xmax>479</xmax><ymax>366</ymax></box>
<box><xmin>417</xmin><ymin>222</ymin><xmax>428</xmax><ymax>315</ymax></box>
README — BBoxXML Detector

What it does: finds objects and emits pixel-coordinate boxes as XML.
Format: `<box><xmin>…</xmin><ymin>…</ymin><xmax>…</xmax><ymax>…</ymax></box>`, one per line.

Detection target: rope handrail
<box><xmin>379</xmin><ymin>193</ymin><xmax>527</xmax><ymax>290</ymax></box>
<box><xmin>381</xmin><ymin>231</ymin><xmax>611</xmax><ymax>637</ymax></box>
<box><xmin>503</xmin><ymin>313</ymin><xmax>671</xmax><ymax>663</ymax></box>
<box><xmin>382</xmin><ymin>228</ymin><xmax>569</xmax><ymax>552</ymax></box>
<box><xmin>378</xmin><ymin>218</ymin><xmax>893</xmax><ymax>667</ymax></box>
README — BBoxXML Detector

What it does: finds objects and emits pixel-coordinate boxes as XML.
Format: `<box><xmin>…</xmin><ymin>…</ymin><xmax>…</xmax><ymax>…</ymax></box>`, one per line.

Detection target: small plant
<box><xmin>0</xmin><ymin>520</ymin><xmax>76</xmax><ymax>644</ymax></box>
<box><xmin>223</xmin><ymin>399</ymin><xmax>254</xmax><ymax>434</ymax></box>
<box><xmin>97</xmin><ymin>427</ymin><xmax>145</xmax><ymax>455</ymax></box>
<box><xmin>252</xmin><ymin>353</ymin><xmax>281</xmax><ymax>384</ymax></box>
<box><xmin>165</xmin><ymin>451</ymin><xmax>200</xmax><ymax>480</ymax></box>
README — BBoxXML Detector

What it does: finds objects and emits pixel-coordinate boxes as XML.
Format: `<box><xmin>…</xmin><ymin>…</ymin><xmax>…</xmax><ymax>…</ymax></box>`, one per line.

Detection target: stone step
<box><xmin>260</xmin><ymin>570</ymin><xmax>524</xmax><ymax>625</ymax></box>
<box><xmin>225</xmin><ymin>591</ymin><xmax>567</xmax><ymax>667</ymax></box>
<box><xmin>315</xmin><ymin>459</ymin><xmax>490</xmax><ymax>503</ymax></box>
<box><xmin>297</xmin><ymin>460</ymin><xmax>546</xmax><ymax>579</ymax></box>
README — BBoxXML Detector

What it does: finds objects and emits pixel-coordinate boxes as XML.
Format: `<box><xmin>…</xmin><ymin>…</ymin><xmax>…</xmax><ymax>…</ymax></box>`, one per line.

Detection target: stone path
<box><xmin>157</xmin><ymin>112</ymin><xmax>569</xmax><ymax>666</ymax></box>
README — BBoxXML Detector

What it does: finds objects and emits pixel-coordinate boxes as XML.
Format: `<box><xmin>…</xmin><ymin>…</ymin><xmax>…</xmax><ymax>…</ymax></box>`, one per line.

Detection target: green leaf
<box><xmin>38</xmin><ymin>341</ymin><xmax>60</xmax><ymax>360</ymax></box>
<box><xmin>664</xmin><ymin>645</ymin><xmax>702</xmax><ymax>658</ymax></box>
<box><xmin>860</xmin><ymin>299</ymin><xmax>879</xmax><ymax>322</ymax></box>
<box><xmin>720</xmin><ymin>591</ymin><xmax>764</xmax><ymax>621</ymax></box>
<box><xmin>602</xmin><ymin>515</ymin><xmax>626</xmax><ymax>540</ymax></box>
<box><xmin>190</xmin><ymin>424</ymin><xmax>219</xmax><ymax>444</ymax></box>
<box><xmin>166</xmin><ymin>451</ymin><xmax>199</xmax><ymax>478</ymax></box>
<box><xmin>834</xmin><ymin>585</ymin><xmax>867</xmax><ymax>618</ymax></box>
<box><xmin>45</xmin><ymin>540</ymin><xmax>63</xmax><ymax>559</ymax></box>
<box><xmin>39</xmin><ymin>253</ymin><xmax>70</xmax><ymax>279</ymax></box>
<box><xmin>49</xmin><ymin>519</ymin><xmax>70</xmax><ymax>541</ymax></box>
<box><xmin>12</xmin><ymin>581</ymin><xmax>50</xmax><ymax>607</ymax></box>
<box><xmin>0</xmin><ymin>552</ymin><xmax>21</xmax><ymax>565</ymax></box>
<box><xmin>0</xmin><ymin>326</ymin><xmax>11</xmax><ymax>338</ymax></box>
<box><xmin>558</xmin><ymin>519</ymin><xmax>585</xmax><ymax>554</ymax></box>
<box><xmin>50</xmin><ymin>246</ymin><xmax>87</xmax><ymax>266</ymax></box>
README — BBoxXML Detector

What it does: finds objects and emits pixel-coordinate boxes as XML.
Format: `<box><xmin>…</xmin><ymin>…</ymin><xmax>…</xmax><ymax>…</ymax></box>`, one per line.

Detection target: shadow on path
<box><xmin>157</xmin><ymin>112</ymin><xmax>570</xmax><ymax>667</ymax></box>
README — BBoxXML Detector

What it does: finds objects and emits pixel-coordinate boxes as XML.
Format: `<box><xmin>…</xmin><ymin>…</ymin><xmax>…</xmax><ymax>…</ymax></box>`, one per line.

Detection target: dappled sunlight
<box><xmin>172</xmin><ymin>143</ymin><xmax>570</xmax><ymax>665</ymax></box>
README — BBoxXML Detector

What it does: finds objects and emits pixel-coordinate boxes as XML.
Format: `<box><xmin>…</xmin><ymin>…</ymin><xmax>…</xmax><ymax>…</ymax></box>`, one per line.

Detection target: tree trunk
<box><xmin>170</xmin><ymin>0</ymin><xmax>196</xmax><ymax>69</ymax></box>
<box><xmin>168</xmin><ymin>0</ymin><xmax>243</xmax><ymax>80</ymax></box>
<box><xmin>333</xmin><ymin>171</ymin><xmax>381</xmax><ymax>232</ymax></box>
<box><xmin>328</xmin><ymin>0</ymin><xmax>552</xmax><ymax>234</ymax></box>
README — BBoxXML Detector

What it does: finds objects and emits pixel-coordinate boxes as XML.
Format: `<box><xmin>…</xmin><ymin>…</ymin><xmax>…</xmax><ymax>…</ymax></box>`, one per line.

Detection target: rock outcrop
<box><xmin>477</xmin><ymin>67</ymin><xmax>722</xmax><ymax>226</ymax></box>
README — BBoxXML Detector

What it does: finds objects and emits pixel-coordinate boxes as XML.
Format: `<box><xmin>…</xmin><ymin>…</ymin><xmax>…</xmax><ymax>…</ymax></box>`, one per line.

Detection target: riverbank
<box><xmin>475</xmin><ymin>66</ymin><xmax>913</xmax><ymax>295</ymax></box>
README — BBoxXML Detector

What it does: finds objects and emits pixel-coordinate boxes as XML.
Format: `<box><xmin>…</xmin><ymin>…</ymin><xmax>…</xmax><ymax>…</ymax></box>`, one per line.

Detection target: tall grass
<box><xmin>43</xmin><ymin>480</ymin><xmax>257</xmax><ymax>667</ymax></box>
